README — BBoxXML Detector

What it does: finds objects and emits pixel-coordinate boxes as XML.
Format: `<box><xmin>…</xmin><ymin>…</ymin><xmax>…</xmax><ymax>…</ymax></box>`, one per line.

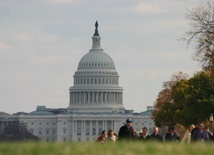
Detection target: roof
<box><xmin>29</xmin><ymin>111</ymin><xmax>54</xmax><ymax>115</ymax></box>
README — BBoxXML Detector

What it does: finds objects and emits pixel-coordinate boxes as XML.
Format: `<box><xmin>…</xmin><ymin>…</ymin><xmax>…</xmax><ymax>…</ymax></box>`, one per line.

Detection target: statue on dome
<box><xmin>93</xmin><ymin>21</ymin><xmax>99</xmax><ymax>36</ymax></box>
<box><xmin>95</xmin><ymin>21</ymin><xmax>98</xmax><ymax>30</ymax></box>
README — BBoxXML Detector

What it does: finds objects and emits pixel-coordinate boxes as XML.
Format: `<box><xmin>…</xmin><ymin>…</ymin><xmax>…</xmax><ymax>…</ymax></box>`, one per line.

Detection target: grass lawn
<box><xmin>0</xmin><ymin>142</ymin><xmax>214</xmax><ymax>155</ymax></box>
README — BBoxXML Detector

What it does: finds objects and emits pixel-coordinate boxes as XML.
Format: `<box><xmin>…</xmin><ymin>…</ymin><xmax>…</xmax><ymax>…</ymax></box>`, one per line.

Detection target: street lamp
<box><xmin>209</xmin><ymin>113</ymin><xmax>213</xmax><ymax>132</ymax></box>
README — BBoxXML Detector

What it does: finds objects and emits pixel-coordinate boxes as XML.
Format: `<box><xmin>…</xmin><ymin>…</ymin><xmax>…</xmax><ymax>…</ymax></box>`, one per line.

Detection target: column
<box><xmin>89</xmin><ymin>121</ymin><xmax>92</xmax><ymax>135</ymax></box>
<box><xmin>101</xmin><ymin>92</ymin><xmax>103</xmax><ymax>104</ymax></box>
<box><xmin>71</xmin><ymin>93</ymin><xmax>74</xmax><ymax>104</ymax></box>
<box><xmin>96</xmin><ymin>92</ymin><xmax>98</xmax><ymax>103</ymax></box>
<box><xmin>121</xmin><ymin>93</ymin><xmax>123</xmax><ymax>104</ymax></box>
<box><xmin>72</xmin><ymin>121</ymin><xmax>75</xmax><ymax>134</ymax></box>
<box><xmin>96</xmin><ymin>121</ymin><xmax>98</xmax><ymax>135</ymax></box>
<box><xmin>102</xmin><ymin>120</ymin><xmax>105</xmax><ymax>130</ymax></box>
<box><xmin>79</xmin><ymin>92</ymin><xmax>81</xmax><ymax>103</ymax></box>
<box><xmin>84</xmin><ymin>92</ymin><xmax>86</xmax><ymax>104</ymax></box>
<box><xmin>113</xmin><ymin>121</ymin><xmax>116</xmax><ymax>131</ymax></box>
<box><xmin>84</xmin><ymin>121</ymin><xmax>86</xmax><ymax>135</ymax></box>
<box><xmin>92</xmin><ymin>92</ymin><xmax>94</xmax><ymax>103</ymax></box>
<box><xmin>105</xmin><ymin>92</ymin><xmax>107</xmax><ymax>103</ymax></box>
<box><xmin>74</xmin><ymin>121</ymin><xmax>76</xmax><ymax>135</ymax></box>
<box><xmin>104</xmin><ymin>121</ymin><xmax>107</xmax><ymax>130</ymax></box>
<box><xmin>81</xmin><ymin>121</ymin><xmax>84</xmax><ymax>135</ymax></box>
<box><xmin>88</xmin><ymin>92</ymin><xmax>91</xmax><ymax>103</ymax></box>
<box><xmin>77</xmin><ymin>92</ymin><xmax>79</xmax><ymax>103</ymax></box>
<box><xmin>111</xmin><ymin>121</ymin><xmax>113</xmax><ymax>130</ymax></box>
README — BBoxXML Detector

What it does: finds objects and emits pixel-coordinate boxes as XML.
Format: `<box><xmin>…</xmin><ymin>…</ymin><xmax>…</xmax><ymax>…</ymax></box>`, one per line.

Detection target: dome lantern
<box><xmin>91</xmin><ymin>21</ymin><xmax>101</xmax><ymax>50</ymax></box>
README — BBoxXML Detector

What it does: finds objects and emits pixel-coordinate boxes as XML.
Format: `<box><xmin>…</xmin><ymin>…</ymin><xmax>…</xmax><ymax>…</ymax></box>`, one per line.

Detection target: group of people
<box><xmin>96</xmin><ymin>119</ymin><xmax>214</xmax><ymax>143</ymax></box>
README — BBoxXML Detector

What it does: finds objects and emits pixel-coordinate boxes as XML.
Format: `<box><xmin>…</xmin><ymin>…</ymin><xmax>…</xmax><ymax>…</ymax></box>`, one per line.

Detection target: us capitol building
<box><xmin>0</xmin><ymin>22</ymin><xmax>155</xmax><ymax>142</ymax></box>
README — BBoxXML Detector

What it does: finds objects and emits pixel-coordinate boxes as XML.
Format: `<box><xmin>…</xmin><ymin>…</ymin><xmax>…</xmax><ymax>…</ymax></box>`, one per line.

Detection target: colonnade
<box><xmin>70</xmin><ymin>92</ymin><xmax>122</xmax><ymax>104</ymax></box>
<box><xmin>72</xmin><ymin>120</ymin><xmax>115</xmax><ymax>135</ymax></box>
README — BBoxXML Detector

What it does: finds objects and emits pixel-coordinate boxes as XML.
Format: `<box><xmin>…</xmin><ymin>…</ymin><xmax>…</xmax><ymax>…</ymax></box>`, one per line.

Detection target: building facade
<box><xmin>0</xmin><ymin>22</ymin><xmax>155</xmax><ymax>142</ymax></box>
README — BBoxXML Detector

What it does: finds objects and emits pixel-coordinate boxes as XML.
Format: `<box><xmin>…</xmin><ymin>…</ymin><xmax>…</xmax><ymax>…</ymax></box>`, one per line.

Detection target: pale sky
<box><xmin>0</xmin><ymin>0</ymin><xmax>206</xmax><ymax>114</ymax></box>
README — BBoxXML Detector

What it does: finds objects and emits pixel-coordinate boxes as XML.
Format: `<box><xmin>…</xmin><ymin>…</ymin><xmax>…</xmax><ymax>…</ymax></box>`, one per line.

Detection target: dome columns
<box><xmin>69</xmin><ymin>91</ymin><xmax>123</xmax><ymax>105</ymax></box>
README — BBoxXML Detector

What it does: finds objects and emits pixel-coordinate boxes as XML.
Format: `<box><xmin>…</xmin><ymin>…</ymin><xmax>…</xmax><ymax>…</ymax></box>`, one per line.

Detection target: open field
<box><xmin>0</xmin><ymin>142</ymin><xmax>214</xmax><ymax>155</ymax></box>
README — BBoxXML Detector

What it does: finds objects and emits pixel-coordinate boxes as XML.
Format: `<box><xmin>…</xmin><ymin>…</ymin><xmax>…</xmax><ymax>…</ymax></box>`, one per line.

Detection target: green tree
<box><xmin>153</xmin><ymin>71</ymin><xmax>214</xmax><ymax>128</ymax></box>
<box><xmin>0</xmin><ymin>123</ymin><xmax>40</xmax><ymax>142</ymax></box>
<box><xmin>173</xmin><ymin>72</ymin><xmax>214</xmax><ymax>127</ymax></box>
<box><xmin>170</xmin><ymin>71</ymin><xmax>214</xmax><ymax>127</ymax></box>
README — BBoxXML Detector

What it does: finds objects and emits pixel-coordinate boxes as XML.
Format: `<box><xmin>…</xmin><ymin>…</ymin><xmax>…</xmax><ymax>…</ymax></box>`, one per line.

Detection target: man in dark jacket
<box><xmin>118</xmin><ymin>118</ymin><xmax>134</xmax><ymax>141</ymax></box>
<box><xmin>191</xmin><ymin>123</ymin><xmax>209</xmax><ymax>142</ymax></box>
<box><xmin>165</xmin><ymin>127</ymin><xmax>180</xmax><ymax>142</ymax></box>
<box><xmin>137</xmin><ymin>127</ymin><xmax>150</xmax><ymax>142</ymax></box>
<box><xmin>150</xmin><ymin>127</ymin><xmax>163</xmax><ymax>142</ymax></box>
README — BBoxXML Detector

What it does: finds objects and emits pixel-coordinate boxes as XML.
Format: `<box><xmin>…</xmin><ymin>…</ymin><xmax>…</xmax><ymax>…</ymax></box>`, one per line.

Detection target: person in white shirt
<box><xmin>182</xmin><ymin>124</ymin><xmax>195</xmax><ymax>143</ymax></box>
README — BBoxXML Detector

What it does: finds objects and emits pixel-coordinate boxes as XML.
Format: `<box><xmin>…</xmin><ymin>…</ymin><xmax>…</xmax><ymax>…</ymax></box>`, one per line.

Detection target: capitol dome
<box><xmin>77</xmin><ymin>50</ymin><xmax>115</xmax><ymax>70</ymax></box>
<box><xmin>68</xmin><ymin>21</ymin><xmax>124</xmax><ymax>114</ymax></box>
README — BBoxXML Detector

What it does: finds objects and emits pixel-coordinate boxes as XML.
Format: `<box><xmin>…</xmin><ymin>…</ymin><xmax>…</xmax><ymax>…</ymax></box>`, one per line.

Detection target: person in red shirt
<box><xmin>96</xmin><ymin>130</ymin><xmax>107</xmax><ymax>143</ymax></box>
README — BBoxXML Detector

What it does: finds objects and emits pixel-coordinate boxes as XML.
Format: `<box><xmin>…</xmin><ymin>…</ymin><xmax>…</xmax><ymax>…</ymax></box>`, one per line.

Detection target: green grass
<box><xmin>0</xmin><ymin>142</ymin><xmax>214</xmax><ymax>155</ymax></box>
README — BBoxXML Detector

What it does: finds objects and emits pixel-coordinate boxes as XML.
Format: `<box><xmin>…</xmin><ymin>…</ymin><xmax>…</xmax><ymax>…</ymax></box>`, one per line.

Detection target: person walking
<box><xmin>118</xmin><ymin>118</ymin><xmax>134</xmax><ymax>141</ymax></box>
<box><xmin>150</xmin><ymin>127</ymin><xmax>163</xmax><ymax>142</ymax></box>
<box><xmin>182</xmin><ymin>124</ymin><xmax>195</xmax><ymax>143</ymax></box>
<box><xmin>165</xmin><ymin>127</ymin><xmax>180</xmax><ymax>142</ymax></box>
<box><xmin>106</xmin><ymin>130</ymin><xmax>117</xmax><ymax>143</ymax></box>
<box><xmin>191</xmin><ymin>123</ymin><xmax>209</xmax><ymax>142</ymax></box>
<box><xmin>96</xmin><ymin>130</ymin><xmax>107</xmax><ymax>143</ymax></box>
<box><xmin>137</xmin><ymin>127</ymin><xmax>150</xmax><ymax>142</ymax></box>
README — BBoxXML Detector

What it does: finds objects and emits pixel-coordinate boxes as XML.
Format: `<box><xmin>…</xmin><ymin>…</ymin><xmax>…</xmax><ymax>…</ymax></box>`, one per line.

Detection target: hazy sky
<box><xmin>0</xmin><ymin>0</ymin><xmax>207</xmax><ymax>114</ymax></box>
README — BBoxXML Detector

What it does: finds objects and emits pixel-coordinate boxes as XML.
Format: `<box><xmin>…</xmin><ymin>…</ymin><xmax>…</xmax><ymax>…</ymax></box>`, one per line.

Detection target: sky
<box><xmin>0</xmin><ymin>0</ymin><xmax>208</xmax><ymax>114</ymax></box>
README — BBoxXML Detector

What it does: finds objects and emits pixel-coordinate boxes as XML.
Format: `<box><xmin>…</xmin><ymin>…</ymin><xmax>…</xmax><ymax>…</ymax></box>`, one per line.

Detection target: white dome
<box><xmin>78</xmin><ymin>50</ymin><xmax>115</xmax><ymax>70</ymax></box>
<box><xmin>68</xmin><ymin>21</ymin><xmax>124</xmax><ymax>114</ymax></box>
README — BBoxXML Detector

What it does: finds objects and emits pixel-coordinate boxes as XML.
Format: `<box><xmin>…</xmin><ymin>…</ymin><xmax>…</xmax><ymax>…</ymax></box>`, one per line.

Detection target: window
<box><xmin>46</xmin><ymin>129</ymin><xmax>49</xmax><ymax>134</ymax></box>
<box><xmin>63</xmin><ymin>128</ymin><xmax>66</xmax><ymax>134</ymax></box>
<box><xmin>77</xmin><ymin>128</ymin><xmax>81</xmax><ymax>135</ymax></box>
<box><xmin>99</xmin><ymin>128</ymin><xmax>102</xmax><ymax>135</ymax></box>
<box><xmin>53</xmin><ymin>129</ymin><xmax>56</xmax><ymax>134</ymax></box>
<box><xmin>86</xmin><ymin>128</ymin><xmax>90</xmax><ymax>135</ymax></box>
<box><xmin>92</xmin><ymin>128</ymin><xmax>96</xmax><ymax>135</ymax></box>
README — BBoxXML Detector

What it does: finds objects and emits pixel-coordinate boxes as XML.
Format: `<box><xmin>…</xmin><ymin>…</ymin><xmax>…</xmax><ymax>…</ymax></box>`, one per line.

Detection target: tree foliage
<box><xmin>184</xmin><ymin>1</ymin><xmax>214</xmax><ymax>76</ymax></box>
<box><xmin>153</xmin><ymin>72</ymin><xmax>189</xmax><ymax>127</ymax></box>
<box><xmin>153</xmin><ymin>71</ymin><xmax>214</xmax><ymax>128</ymax></box>
<box><xmin>0</xmin><ymin>123</ymin><xmax>40</xmax><ymax>142</ymax></box>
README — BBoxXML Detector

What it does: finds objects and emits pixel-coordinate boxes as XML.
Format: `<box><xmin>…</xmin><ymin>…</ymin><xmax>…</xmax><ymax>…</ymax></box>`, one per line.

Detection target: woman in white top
<box><xmin>106</xmin><ymin>130</ymin><xmax>117</xmax><ymax>143</ymax></box>
<box><xmin>182</xmin><ymin>124</ymin><xmax>195</xmax><ymax>143</ymax></box>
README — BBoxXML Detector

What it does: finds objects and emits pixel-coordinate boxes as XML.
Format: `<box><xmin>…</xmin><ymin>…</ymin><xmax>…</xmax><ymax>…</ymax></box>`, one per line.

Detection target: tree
<box><xmin>184</xmin><ymin>1</ymin><xmax>214</xmax><ymax>76</ymax></box>
<box><xmin>153</xmin><ymin>71</ymin><xmax>214</xmax><ymax>128</ymax></box>
<box><xmin>153</xmin><ymin>72</ymin><xmax>189</xmax><ymax>127</ymax></box>
<box><xmin>0</xmin><ymin>123</ymin><xmax>40</xmax><ymax>142</ymax></box>
<box><xmin>173</xmin><ymin>72</ymin><xmax>214</xmax><ymax>127</ymax></box>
